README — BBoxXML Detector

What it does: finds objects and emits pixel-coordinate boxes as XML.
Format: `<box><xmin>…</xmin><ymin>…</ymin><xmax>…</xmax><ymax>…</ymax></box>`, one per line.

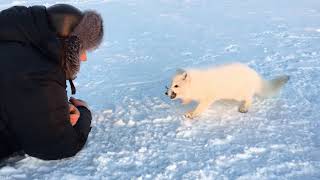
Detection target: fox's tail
<box><xmin>258</xmin><ymin>75</ymin><xmax>289</xmax><ymax>97</ymax></box>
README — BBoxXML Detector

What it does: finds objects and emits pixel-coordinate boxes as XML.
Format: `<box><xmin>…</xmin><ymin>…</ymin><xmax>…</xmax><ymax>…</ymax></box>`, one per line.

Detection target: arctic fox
<box><xmin>165</xmin><ymin>63</ymin><xmax>289</xmax><ymax>119</ymax></box>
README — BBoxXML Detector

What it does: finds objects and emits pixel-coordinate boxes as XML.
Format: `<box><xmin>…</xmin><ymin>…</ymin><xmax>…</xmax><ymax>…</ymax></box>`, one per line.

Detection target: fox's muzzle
<box><xmin>170</xmin><ymin>92</ymin><xmax>176</xmax><ymax>99</ymax></box>
<box><xmin>165</xmin><ymin>86</ymin><xmax>177</xmax><ymax>99</ymax></box>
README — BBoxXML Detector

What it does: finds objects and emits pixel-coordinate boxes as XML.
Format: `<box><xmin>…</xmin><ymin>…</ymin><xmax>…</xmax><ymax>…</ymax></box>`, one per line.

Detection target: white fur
<box><xmin>166</xmin><ymin>63</ymin><xmax>289</xmax><ymax>118</ymax></box>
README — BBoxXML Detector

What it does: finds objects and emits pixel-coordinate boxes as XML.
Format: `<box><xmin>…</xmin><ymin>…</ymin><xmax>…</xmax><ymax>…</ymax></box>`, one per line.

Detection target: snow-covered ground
<box><xmin>1</xmin><ymin>0</ymin><xmax>320</xmax><ymax>179</ymax></box>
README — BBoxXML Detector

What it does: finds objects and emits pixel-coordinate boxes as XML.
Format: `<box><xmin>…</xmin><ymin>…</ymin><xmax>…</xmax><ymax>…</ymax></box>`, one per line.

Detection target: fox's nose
<box><xmin>165</xmin><ymin>92</ymin><xmax>168</xmax><ymax>95</ymax></box>
<box><xmin>170</xmin><ymin>92</ymin><xmax>176</xmax><ymax>99</ymax></box>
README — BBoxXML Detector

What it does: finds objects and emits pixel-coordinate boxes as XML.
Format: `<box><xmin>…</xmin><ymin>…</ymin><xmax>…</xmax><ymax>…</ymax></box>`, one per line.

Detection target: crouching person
<box><xmin>0</xmin><ymin>4</ymin><xmax>103</xmax><ymax>161</ymax></box>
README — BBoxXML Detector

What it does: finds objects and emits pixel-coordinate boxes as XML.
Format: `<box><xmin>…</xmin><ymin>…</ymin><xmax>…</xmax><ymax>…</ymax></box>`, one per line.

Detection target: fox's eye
<box><xmin>174</xmin><ymin>85</ymin><xmax>179</xmax><ymax>88</ymax></box>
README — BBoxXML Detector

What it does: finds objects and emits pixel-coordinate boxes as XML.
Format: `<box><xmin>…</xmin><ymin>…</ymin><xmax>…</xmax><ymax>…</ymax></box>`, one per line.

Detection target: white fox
<box><xmin>165</xmin><ymin>63</ymin><xmax>289</xmax><ymax>119</ymax></box>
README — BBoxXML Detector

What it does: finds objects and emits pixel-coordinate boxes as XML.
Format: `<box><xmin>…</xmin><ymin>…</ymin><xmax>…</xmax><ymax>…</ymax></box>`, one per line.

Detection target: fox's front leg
<box><xmin>181</xmin><ymin>99</ymin><xmax>192</xmax><ymax>105</ymax></box>
<box><xmin>184</xmin><ymin>100</ymin><xmax>212</xmax><ymax>119</ymax></box>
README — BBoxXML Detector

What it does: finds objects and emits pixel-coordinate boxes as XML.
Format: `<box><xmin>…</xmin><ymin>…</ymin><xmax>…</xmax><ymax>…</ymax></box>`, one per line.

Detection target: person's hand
<box><xmin>69</xmin><ymin>97</ymin><xmax>89</xmax><ymax>109</ymax></box>
<box><xmin>69</xmin><ymin>103</ymin><xmax>80</xmax><ymax>126</ymax></box>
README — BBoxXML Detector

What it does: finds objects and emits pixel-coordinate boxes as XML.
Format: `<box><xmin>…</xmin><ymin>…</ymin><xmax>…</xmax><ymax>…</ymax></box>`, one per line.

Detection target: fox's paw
<box><xmin>184</xmin><ymin>111</ymin><xmax>195</xmax><ymax>119</ymax></box>
<box><xmin>238</xmin><ymin>106</ymin><xmax>248</xmax><ymax>113</ymax></box>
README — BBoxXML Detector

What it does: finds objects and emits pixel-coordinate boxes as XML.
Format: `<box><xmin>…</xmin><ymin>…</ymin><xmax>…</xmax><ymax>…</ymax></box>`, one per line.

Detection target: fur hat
<box><xmin>63</xmin><ymin>10</ymin><xmax>104</xmax><ymax>80</ymax></box>
<box><xmin>70</xmin><ymin>11</ymin><xmax>104</xmax><ymax>51</ymax></box>
<box><xmin>48</xmin><ymin>4</ymin><xmax>104</xmax><ymax>81</ymax></box>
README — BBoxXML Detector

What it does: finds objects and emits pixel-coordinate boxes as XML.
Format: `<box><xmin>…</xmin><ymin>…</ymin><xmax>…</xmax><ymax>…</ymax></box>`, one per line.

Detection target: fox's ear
<box><xmin>176</xmin><ymin>68</ymin><xmax>186</xmax><ymax>75</ymax></box>
<box><xmin>176</xmin><ymin>68</ymin><xmax>188</xmax><ymax>80</ymax></box>
<box><xmin>182</xmin><ymin>72</ymin><xmax>188</xmax><ymax>80</ymax></box>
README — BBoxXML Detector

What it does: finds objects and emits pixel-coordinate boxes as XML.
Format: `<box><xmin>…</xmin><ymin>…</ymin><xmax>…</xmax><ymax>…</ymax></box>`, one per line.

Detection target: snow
<box><xmin>1</xmin><ymin>0</ymin><xmax>320</xmax><ymax>179</ymax></box>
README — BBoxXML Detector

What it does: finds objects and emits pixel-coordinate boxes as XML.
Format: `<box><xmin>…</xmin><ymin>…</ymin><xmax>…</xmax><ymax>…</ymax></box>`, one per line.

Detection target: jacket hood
<box><xmin>0</xmin><ymin>6</ymin><xmax>61</xmax><ymax>63</ymax></box>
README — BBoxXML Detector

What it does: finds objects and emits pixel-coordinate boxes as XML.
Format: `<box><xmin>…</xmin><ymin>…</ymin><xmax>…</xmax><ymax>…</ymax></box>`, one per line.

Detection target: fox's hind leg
<box><xmin>238</xmin><ymin>96</ymin><xmax>253</xmax><ymax>113</ymax></box>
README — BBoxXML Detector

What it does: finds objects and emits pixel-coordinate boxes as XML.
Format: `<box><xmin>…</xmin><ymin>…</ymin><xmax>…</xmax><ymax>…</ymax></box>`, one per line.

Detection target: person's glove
<box><xmin>69</xmin><ymin>103</ymin><xmax>80</xmax><ymax>126</ymax></box>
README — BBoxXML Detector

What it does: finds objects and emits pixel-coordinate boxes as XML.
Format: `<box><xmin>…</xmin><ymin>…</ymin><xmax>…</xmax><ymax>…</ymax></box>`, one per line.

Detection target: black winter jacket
<box><xmin>0</xmin><ymin>6</ymin><xmax>92</xmax><ymax>160</ymax></box>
